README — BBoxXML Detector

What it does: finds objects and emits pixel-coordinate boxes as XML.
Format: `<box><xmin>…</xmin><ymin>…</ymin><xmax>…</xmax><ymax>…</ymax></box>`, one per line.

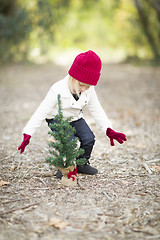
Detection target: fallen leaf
<box><xmin>10</xmin><ymin>165</ymin><xmax>17</xmax><ymax>171</ymax></box>
<box><xmin>120</xmin><ymin>180</ymin><xmax>129</xmax><ymax>185</ymax></box>
<box><xmin>0</xmin><ymin>180</ymin><xmax>10</xmax><ymax>187</ymax></box>
<box><xmin>49</xmin><ymin>217</ymin><xmax>69</xmax><ymax>230</ymax></box>
<box><xmin>135</xmin><ymin>121</ymin><xmax>141</xmax><ymax>127</ymax></box>
<box><xmin>43</xmin><ymin>171</ymin><xmax>54</xmax><ymax>177</ymax></box>
<box><xmin>151</xmin><ymin>166</ymin><xmax>160</xmax><ymax>172</ymax></box>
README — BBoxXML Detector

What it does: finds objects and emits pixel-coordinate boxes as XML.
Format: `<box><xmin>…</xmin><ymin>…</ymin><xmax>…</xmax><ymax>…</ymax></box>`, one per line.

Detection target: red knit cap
<box><xmin>68</xmin><ymin>50</ymin><xmax>102</xmax><ymax>86</ymax></box>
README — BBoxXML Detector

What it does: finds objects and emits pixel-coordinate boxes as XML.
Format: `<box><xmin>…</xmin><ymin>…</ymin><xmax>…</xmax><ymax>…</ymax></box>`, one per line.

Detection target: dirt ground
<box><xmin>0</xmin><ymin>62</ymin><xmax>160</xmax><ymax>240</ymax></box>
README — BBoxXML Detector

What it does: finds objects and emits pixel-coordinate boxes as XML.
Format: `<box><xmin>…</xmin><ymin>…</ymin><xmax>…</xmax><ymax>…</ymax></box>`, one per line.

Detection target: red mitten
<box><xmin>18</xmin><ymin>134</ymin><xmax>31</xmax><ymax>154</ymax></box>
<box><xmin>106</xmin><ymin>128</ymin><xmax>127</xmax><ymax>146</ymax></box>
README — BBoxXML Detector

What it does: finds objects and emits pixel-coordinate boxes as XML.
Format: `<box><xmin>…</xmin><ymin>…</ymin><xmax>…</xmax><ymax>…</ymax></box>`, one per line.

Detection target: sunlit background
<box><xmin>0</xmin><ymin>0</ymin><xmax>160</xmax><ymax>65</ymax></box>
<box><xmin>0</xmin><ymin>2</ymin><xmax>160</xmax><ymax>239</ymax></box>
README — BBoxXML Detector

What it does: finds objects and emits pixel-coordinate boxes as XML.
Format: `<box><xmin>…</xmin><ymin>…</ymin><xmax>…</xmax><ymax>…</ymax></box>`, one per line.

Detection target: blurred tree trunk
<box><xmin>134</xmin><ymin>0</ymin><xmax>160</xmax><ymax>62</ymax></box>
<box><xmin>0</xmin><ymin>0</ymin><xmax>16</xmax><ymax>16</ymax></box>
<box><xmin>149</xmin><ymin>0</ymin><xmax>160</xmax><ymax>40</ymax></box>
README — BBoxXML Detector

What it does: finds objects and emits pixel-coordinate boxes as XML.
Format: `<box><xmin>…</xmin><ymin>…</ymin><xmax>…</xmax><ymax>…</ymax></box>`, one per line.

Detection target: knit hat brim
<box><xmin>69</xmin><ymin>62</ymin><xmax>100</xmax><ymax>86</ymax></box>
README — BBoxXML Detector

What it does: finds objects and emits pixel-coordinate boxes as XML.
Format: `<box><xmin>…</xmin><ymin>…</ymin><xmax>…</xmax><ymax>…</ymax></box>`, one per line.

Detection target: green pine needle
<box><xmin>46</xmin><ymin>94</ymin><xmax>86</xmax><ymax>169</ymax></box>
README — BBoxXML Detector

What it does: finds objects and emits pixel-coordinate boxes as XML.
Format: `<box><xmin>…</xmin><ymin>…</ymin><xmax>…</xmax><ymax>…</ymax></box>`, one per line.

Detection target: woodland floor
<box><xmin>0</xmin><ymin>62</ymin><xmax>160</xmax><ymax>240</ymax></box>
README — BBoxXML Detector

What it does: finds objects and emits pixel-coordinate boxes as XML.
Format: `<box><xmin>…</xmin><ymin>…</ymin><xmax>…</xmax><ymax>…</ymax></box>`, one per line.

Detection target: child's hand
<box><xmin>18</xmin><ymin>134</ymin><xmax>31</xmax><ymax>154</ymax></box>
<box><xmin>106</xmin><ymin>128</ymin><xmax>127</xmax><ymax>146</ymax></box>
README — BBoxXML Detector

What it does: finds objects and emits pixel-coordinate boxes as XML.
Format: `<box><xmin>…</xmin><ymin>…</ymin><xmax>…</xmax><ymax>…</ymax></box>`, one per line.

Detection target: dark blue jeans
<box><xmin>46</xmin><ymin>118</ymin><xmax>95</xmax><ymax>164</ymax></box>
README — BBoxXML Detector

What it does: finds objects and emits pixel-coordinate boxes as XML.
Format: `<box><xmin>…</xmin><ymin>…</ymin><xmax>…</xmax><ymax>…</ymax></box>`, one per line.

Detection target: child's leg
<box><xmin>70</xmin><ymin>118</ymin><xmax>95</xmax><ymax>161</ymax></box>
<box><xmin>70</xmin><ymin>118</ymin><xmax>98</xmax><ymax>175</ymax></box>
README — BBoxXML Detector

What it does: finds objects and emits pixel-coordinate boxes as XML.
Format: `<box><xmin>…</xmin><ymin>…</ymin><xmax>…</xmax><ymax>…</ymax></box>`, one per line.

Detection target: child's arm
<box><xmin>18</xmin><ymin>86</ymin><xmax>57</xmax><ymax>153</ymax></box>
<box><xmin>87</xmin><ymin>87</ymin><xmax>127</xmax><ymax>145</ymax></box>
<box><xmin>23</xmin><ymin>86</ymin><xmax>57</xmax><ymax>136</ymax></box>
<box><xmin>87</xmin><ymin>87</ymin><xmax>112</xmax><ymax>133</ymax></box>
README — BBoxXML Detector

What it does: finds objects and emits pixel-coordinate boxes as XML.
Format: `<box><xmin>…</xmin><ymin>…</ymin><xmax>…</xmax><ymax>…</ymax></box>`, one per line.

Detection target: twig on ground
<box><xmin>142</xmin><ymin>162</ymin><xmax>152</xmax><ymax>174</ymax></box>
<box><xmin>148</xmin><ymin>159</ymin><xmax>160</xmax><ymax>163</ymax></box>
<box><xmin>63</xmin><ymin>189</ymin><xmax>69</xmax><ymax>203</ymax></box>
<box><xmin>29</xmin><ymin>188</ymin><xmax>50</xmax><ymax>190</ymax></box>
<box><xmin>2</xmin><ymin>198</ymin><xmax>31</xmax><ymax>205</ymax></box>
<box><xmin>77</xmin><ymin>179</ymin><xmax>86</xmax><ymax>190</ymax></box>
<box><xmin>17</xmin><ymin>160</ymin><xmax>22</xmax><ymax>169</ymax></box>
<box><xmin>0</xmin><ymin>151</ymin><xmax>18</xmax><ymax>162</ymax></box>
<box><xmin>146</xmin><ymin>235</ymin><xmax>160</xmax><ymax>239</ymax></box>
<box><xmin>33</xmin><ymin>176</ymin><xmax>47</xmax><ymax>186</ymax></box>
<box><xmin>0</xmin><ymin>200</ymin><xmax>43</xmax><ymax>216</ymax></box>
<box><xmin>103</xmin><ymin>192</ymin><xmax>112</xmax><ymax>201</ymax></box>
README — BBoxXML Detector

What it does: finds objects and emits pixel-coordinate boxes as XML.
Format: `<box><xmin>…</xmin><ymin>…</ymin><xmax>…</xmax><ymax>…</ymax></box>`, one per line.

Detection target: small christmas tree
<box><xmin>46</xmin><ymin>94</ymin><xmax>86</xmax><ymax>180</ymax></box>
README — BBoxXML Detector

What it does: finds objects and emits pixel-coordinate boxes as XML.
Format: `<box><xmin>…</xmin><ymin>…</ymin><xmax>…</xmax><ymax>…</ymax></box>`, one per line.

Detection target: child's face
<box><xmin>77</xmin><ymin>81</ymin><xmax>90</xmax><ymax>93</ymax></box>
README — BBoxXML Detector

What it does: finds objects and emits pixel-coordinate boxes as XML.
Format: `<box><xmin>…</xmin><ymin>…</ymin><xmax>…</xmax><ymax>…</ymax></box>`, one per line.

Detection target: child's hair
<box><xmin>68</xmin><ymin>77</ymin><xmax>80</xmax><ymax>97</ymax></box>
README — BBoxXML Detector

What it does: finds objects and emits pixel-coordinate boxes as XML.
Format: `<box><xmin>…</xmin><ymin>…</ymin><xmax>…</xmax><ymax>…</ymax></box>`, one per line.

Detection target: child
<box><xmin>18</xmin><ymin>50</ymin><xmax>127</xmax><ymax>177</ymax></box>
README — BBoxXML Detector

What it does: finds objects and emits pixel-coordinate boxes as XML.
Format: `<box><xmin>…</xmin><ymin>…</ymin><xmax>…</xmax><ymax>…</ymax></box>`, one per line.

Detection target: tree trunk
<box><xmin>153</xmin><ymin>0</ymin><xmax>160</xmax><ymax>41</ymax></box>
<box><xmin>134</xmin><ymin>0</ymin><xmax>160</xmax><ymax>62</ymax></box>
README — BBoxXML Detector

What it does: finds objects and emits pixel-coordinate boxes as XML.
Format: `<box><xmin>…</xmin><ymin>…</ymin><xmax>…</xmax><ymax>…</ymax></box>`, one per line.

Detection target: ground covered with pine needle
<box><xmin>0</xmin><ymin>63</ymin><xmax>160</xmax><ymax>240</ymax></box>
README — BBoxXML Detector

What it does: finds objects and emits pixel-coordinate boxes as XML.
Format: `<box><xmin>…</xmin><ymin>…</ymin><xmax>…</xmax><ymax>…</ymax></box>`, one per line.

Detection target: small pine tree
<box><xmin>46</xmin><ymin>94</ymin><xmax>86</xmax><ymax>169</ymax></box>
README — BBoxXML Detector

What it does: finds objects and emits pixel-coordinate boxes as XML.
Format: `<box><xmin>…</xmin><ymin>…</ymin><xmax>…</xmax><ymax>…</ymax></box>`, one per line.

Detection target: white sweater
<box><xmin>23</xmin><ymin>75</ymin><xmax>112</xmax><ymax>136</ymax></box>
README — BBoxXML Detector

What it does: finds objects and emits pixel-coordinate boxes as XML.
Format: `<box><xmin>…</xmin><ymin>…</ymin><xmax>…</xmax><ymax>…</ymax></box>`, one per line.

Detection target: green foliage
<box><xmin>0</xmin><ymin>0</ymin><xmax>159</xmax><ymax>64</ymax></box>
<box><xmin>0</xmin><ymin>0</ymin><xmax>31</xmax><ymax>62</ymax></box>
<box><xmin>0</xmin><ymin>0</ymin><xmax>71</xmax><ymax>63</ymax></box>
<box><xmin>46</xmin><ymin>94</ymin><xmax>86</xmax><ymax>169</ymax></box>
<box><xmin>54</xmin><ymin>0</ymin><xmax>160</xmax><ymax>63</ymax></box>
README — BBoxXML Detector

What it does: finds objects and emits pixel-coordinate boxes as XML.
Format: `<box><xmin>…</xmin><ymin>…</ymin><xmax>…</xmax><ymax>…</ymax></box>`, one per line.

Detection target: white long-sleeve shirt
<box><xmin>23</xmin><ymin>75</ymin><xmax>112</xmax><ymax>136</ymax></box>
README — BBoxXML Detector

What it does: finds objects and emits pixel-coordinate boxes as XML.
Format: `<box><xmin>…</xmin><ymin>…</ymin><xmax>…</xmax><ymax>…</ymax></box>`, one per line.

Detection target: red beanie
<box><xmin>68</xmin><ymin>50</ymin><xmax>102</xmax><ymax>86</ymax></box>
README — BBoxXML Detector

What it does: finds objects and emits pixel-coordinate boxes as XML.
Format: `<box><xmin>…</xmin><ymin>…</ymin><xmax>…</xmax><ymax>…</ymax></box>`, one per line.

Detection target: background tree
<box><xmin>0</xmin><ymin>0</ymin><xmax>71</xmax><ymax>63</ymax></box>
<box><xmin>0</xmin><ymin>0</ymin><xmax>31</xmax><ymax>62</ymax></box>
<box><xmin>0</xmin><ymin>0</ymin><xmax>159</xmax><ymax>64</ymax></box>
<box><xmin>134</xmin><ymin>0</ymin><xmax>160</xmax><ymax>62</ymax></box>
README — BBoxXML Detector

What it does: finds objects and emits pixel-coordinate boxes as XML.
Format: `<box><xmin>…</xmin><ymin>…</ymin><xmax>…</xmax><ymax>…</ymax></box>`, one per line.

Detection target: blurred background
<box><xmin>0</xmin><ymin>3</ymin><xmax>160</xmax><ymax>238</ymax></box>
<box><xmin>0</xmin><ymin>0</ymin><xmax>160</xmax><ymax>65</ymax></box>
